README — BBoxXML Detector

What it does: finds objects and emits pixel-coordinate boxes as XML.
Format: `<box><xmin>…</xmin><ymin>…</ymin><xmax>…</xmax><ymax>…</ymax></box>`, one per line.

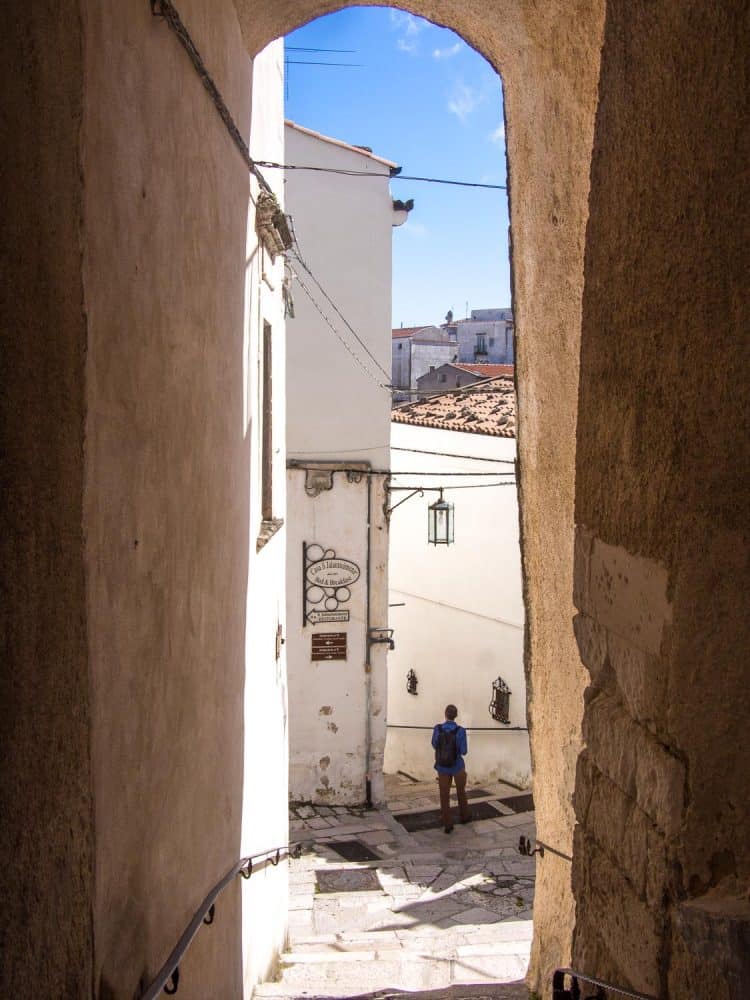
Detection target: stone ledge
<box><xmin>257</xmin><ymin>517</ymin><xmax>284</xmax><ymax>552</ymax></box>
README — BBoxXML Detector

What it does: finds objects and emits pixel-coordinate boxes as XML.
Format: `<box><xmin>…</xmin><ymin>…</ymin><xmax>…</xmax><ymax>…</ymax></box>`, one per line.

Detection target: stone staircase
<box><xmin>253</xmin><ymin>786</ymin><xmax>536</xmax><ymax>1000</ymax></box>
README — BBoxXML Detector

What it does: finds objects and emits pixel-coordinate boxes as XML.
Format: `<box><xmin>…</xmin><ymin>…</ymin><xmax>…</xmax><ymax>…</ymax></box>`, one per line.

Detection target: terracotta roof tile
<box><xmin>392</xmin><ymin>377</ymin><xmax>516</xmax><ymax>437</ymax></box>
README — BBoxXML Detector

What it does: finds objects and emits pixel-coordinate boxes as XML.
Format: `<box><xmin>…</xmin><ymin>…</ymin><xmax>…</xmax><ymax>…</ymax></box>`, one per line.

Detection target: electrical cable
<box><xmin>289</xmin><ymin>446</ymin><xmax>515</xmax><ymax>464</ymax></box>
<box><xmin>256</xmin><ymin>161</ymin><xmax>507</xmax><ymax>191</ymax></box>
<box><xmin>388</xmin><ymin>481</ymin><xmax>516</xmax><ymax>490</ymax></box>
<box><xmin>391</xmin><ymin>446</ymin><xmax>514</xmax><ymax>464</ymax></box>
<box><xmin>151</xmin><ymin>0</ymin><xmax>273</xmax><ymax>195</ymax></box>
<box><xmin>288</xmin><ymin>247</ymin><xmax>392</xmax><ymax>384</ymax></box>
<box><xmin>287</xmin><ymin>261</ymin><xmax>391</xmax><ymax>392</ymax></box>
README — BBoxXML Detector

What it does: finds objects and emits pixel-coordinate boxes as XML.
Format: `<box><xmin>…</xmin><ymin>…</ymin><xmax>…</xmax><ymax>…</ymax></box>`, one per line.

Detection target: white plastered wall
<box><xmin>284</xmin><ymin>124</ymin><xmax>394</xmax><ymax>804</ymax></box>
<box><xmin>240</xmin><ymin>40</ymin><xmax>289</xmax><ymax>992</ymax></box>
<box><xmin>385</xmin><ymin>422</ymin><xmax>530</xmax><ymax>787</ymax></box>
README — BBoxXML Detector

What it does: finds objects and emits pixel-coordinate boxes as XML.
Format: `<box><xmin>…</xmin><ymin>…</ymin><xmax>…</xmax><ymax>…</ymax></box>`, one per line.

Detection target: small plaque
<box><xmin>311</xmin><ymin>632</ymin><xmax>347</xmax><ymax>661</ymax></box>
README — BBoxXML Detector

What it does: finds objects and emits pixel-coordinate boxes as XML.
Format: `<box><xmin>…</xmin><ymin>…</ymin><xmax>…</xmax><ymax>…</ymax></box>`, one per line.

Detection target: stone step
<box><xmin>254</xmin><ymin>985</ymin><xmax>528</xmax><ymax>1000</ymax></box>
<box><xmin>257</xmin><ymin>951</ymin><xmax>529</xmax><ymax>997</ymax></box>
<box><xmin>284</xmin><ymin>938</ymin><xmax>531</xmax><ymax>960</ymax></box>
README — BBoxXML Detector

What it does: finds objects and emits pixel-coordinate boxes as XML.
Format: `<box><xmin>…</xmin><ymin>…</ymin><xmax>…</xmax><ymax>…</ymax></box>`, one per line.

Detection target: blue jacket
<box><xmin>432</xmin><ymin>720</ymin><xmax>468</xmax><ymax>775</ymax></box>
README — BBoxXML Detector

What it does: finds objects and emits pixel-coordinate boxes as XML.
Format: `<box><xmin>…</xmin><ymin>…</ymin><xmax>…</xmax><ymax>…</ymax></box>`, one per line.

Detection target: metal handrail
<box><xmin>140</xmin><ymin>842</ymin><xmax>304</xmax><ymax>999</ymax></box>
<box><xmin>553</xmin><ymin>968</ymin><xmax>658</xmax><ymax>1000</ymax></box>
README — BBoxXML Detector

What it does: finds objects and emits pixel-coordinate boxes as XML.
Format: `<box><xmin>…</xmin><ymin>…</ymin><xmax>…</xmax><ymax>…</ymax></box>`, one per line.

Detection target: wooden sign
<box><xmin>311</xmin><ymin>632</ymin><xmax>347</xmax><ymax>662</ymax></box>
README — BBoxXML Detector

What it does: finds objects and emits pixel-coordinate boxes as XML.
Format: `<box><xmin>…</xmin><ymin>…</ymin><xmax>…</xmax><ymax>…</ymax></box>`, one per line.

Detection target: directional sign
<box><xmin>311</xmin><ymin>632</ymin><xmax>348</xmax><ymax>661</ymax></box>
<box><xmin>307</xmin><ymin>610</ymin><xmax>350</xmax><ymax>624</ymax></box>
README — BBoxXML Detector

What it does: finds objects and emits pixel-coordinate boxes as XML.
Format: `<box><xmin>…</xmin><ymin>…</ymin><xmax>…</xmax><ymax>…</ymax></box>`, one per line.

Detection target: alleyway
<box><xmin>255</xmin><ymin>775</ymin><xmax>535</xmax><ymax>999</ymax></box>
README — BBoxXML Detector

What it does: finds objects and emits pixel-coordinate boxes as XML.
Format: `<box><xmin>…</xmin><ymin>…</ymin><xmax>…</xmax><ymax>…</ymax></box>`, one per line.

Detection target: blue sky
<box><xmin>284</xmin><ymin>8</ymin><xmax>511</xmax><ymax>329</ymax></box>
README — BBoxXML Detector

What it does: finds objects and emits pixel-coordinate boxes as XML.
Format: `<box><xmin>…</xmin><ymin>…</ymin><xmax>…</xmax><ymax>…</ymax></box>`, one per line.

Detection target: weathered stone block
<box><xmin>573</xmin><ymin>523</ymin><xmax>595</xmax><ymax>613</ymax></box>
<box><xmin>607</xmin><ymin>630</ymin><xmax>667</xmax><ymax>733</ymax></box>
<box><xmin>573</xmin><ymin>612</ymin><xmax>608</xmax><ymax>683</ymax></box>
<box><xmin>669</xmin><ymin>893</ymin><xmax>750</xmax><ymax>1000</ymax></box>
<box><xmin>577</xmin><ymin>758</ymin><xmax>668</xmax><ymax>909</ymax></box>
<box><xmin>584</xmin><ymin>690</ymin><xmax>685</xmax><ymax>837</ymax></box>
<box><xmin>588</xmin><ymin>538</ymin><xmax>672</xmax><ymax>655</ymax></box>
<box><xmin>634</xmin><ymin>732</ymin><xmax>685</xmax><ymax>839</ymax></box>
<box><xmin>574</xmin><ymin>834</ymin><xmax>662</xmax><ymax>996</ymax></box>
<box><xmin>582</xmin><ymin>691</ymin><xmax>638</xmax><ymax>800</ymax></box>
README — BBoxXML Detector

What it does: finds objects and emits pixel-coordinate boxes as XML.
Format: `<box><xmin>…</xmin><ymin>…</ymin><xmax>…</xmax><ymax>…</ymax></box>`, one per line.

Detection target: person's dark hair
<box><xmin>445</xmin><ymin>704</ymin><xmax>458</xmax><ymax>720</ymax></box>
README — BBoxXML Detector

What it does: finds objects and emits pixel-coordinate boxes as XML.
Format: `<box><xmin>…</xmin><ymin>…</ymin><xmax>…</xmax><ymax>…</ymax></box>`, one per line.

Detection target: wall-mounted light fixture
<box><xmin>427</xmin><ymin>489</ymin><xmax>454</xmax><ymax>546</ymax></box>
<box><xmin>406</xmin><ymin>669</ymin><xmax>418</xmax><ymax>696</ymax></box>
<box><xmin>489</xmin><ymin>676</ymin><xmax>511</xmax><ymax>724</ymax></box>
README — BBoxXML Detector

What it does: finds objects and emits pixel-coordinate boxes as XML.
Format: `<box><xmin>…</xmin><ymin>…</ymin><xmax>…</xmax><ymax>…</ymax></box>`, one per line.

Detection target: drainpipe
<box><xmin>364</xmin><ymin>474</ymin><xmax>373</xmax><ymax>809</ymax></box>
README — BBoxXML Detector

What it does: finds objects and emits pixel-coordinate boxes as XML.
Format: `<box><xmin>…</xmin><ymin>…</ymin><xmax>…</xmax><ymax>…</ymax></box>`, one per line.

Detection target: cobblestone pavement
<box><xmin>254</xmin><ymin>774</ymin><xmax>535</xmax><ymax>999</ymax></box>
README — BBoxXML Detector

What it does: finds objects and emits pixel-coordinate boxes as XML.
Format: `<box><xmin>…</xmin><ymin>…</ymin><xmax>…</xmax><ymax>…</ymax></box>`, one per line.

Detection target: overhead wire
<box><xmin>391</xmin><ymin>446</ymin><xmax>515</xmax><ymax>464</ymax></box>
<box><xmin>256</xmin><ymin>161</ymin><xmax>507</xmax><ymax>191</ymax></box>
<box><xmin>151</xmin><ymin>1</ymin><xmax>511</xmax><ymax>403</ymax></box>
<box><xmin>389</xmin><ymin>481</ymin><xmax>516</xmax><ymax>490</ymax></box>
<box><xmin>151</xmin><ymin>0</ymin><xmax>273</xmax><ymax>195</ymax></box>
<box><xmin>287</xmin><ymin>260</ymin><xmax>392</xmax><ymax>392</ymax></box>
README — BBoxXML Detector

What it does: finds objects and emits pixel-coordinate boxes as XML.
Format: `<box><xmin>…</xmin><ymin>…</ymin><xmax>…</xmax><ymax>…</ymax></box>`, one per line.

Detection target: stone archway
<box><xmin>19</xmin><ymin>3</ymin><xmax>750</xmax><ymax>999</ymax></box>
<box><xmin>233</xmin><ymin>1</ymin><xmax>607</xmax><ymax>991</ymax></box>
<box><xmin>3</xmin><ymin>0</ymin><xmax>606</xmax><ymax>995</ymax></box>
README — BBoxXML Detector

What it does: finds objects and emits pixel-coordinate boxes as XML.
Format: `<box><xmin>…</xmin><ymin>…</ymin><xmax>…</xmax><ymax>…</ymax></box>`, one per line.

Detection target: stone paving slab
<box><xmin>256</xmin><ymin>776</ymin><xmax>536</xmax><ymax>999</ymax></box>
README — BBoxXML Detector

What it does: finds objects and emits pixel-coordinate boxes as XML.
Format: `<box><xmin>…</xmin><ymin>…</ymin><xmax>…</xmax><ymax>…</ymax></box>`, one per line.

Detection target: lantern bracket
<box><xmin>385</xmin><ymin>487</ymin><xmax>424</xmax><ymax>516</ymax></box>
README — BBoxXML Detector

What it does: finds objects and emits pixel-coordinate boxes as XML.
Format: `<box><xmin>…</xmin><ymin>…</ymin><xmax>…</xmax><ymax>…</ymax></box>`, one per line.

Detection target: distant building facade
<box><xmin>416</xmin><ymin>362</ymin><xmax>515</xmax><ymax>396</ymax></box>
<box><xmin>443</xmin><ymin>308</ymin><xmax>514</xmax><ymax>365</ymax></box>
<box><xmin>391</xmin><ymin>325</ymin><xmax>456</xmax><ymax>402</ymax></box>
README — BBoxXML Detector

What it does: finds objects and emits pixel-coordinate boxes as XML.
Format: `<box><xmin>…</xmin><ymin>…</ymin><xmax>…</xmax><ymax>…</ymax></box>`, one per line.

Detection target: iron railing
<box><xmin>553</xmin><ymin>968</ymin><xmax>658</xmax><ymax>1000</ymax></box>
<box><xmin>139</xmin><ymin>842</ymin><xmax>304</xmax><ymax>999</ymax></box>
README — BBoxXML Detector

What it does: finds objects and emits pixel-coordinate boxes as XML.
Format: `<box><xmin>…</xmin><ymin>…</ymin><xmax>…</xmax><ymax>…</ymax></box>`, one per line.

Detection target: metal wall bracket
<box><xmin>368</xmin><ymin>627</ymin><xmax>395</xmax><ymax>650</ymax></box>
<box><xmin>519</xmin><ymin>835</ymin><xmax>545</xmax><ymax>858</ymax></box>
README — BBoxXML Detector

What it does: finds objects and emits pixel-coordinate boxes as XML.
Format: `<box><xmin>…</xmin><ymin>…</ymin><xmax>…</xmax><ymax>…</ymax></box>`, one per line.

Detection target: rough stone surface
<box><xmin>572</xmin><ymin>3</ymin><xmax>750</xmax><ymax>994</ymax></box>
<box><xmin>5</xmin><ymin>0</ymin><xmax>748</xmax><ymax>997</ymax></box>
<box><xmin>0</xmin><ymin>4</ymin><xmax>94</xmax><ymax>995</ymax></box>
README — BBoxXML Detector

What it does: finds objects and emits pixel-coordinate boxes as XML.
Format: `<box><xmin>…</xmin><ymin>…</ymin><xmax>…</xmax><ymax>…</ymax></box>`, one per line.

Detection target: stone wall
<box><xmin>0</xmin><ymin>5</ymin><xmax>93</xmax><ymax>995</ymax></box>
<box><xmin>573</xmin><ymin>2</ymin><xmax>750</xmax><ymax>995</ymax></box>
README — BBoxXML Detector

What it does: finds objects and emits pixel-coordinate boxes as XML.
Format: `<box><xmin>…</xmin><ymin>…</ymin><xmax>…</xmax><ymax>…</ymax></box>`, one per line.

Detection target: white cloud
<box><xmin>489</xmin><ymin>123</ymin><xmax>506</xmax><ymax>145</ymax></box>
<box><xmin>433</xmin><ymin>42</ymin><xmax>462</xmax><ymax>60</ymax></box>
<box><xmin>389</xmin><ymin>11</ymin><xmax>424</xmax><ymax>36</ymax></box>
<box><xmin>447</xmin><ymin>81</ymin><xmax>482</xmax><ymax>121</ymax></box>
<box><xmin>390</xmin><ymin>11</ymin><xmax>425</xmax><ymax>53</ymax></box>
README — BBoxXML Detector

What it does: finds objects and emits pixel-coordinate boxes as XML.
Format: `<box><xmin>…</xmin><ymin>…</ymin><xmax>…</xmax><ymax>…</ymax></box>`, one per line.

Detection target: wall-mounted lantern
<box><xmin>406</xmin><ymin>669</ymin><xmax>418</xmax><ymax>696</ymax></box>
<box><xmin>427</xmin><ymin>490</ymin><xmax>454</xmax><ymax>546</ymax></box>
<box><xmin>489</xmin><ymin>676</ymin><xmax>511</xmax><ymax>724</ymax></box>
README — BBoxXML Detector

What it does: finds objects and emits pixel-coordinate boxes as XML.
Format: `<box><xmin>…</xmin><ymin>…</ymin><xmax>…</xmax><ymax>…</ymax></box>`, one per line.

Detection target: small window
<box><xmin>438</xmin><ymin>372</ymin><xmax>446</xmax><ymax>383</ymax></box>
<box><xmin>475</xmin><ymin>333</ymin><xmax>487</xmax><ymax>354</ymax></box>
<box><xmin>398</xmin><ymin>342</ymin><xmax>403</xmax><ymax>350</ymax></box>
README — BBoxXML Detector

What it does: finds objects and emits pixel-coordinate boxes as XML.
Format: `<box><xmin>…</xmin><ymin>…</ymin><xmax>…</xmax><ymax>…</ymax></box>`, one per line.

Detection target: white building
<box><xmin>385</xmin><ymin>378</ymin><xmax>531</xmax><ymax>788</ymax></box>
<box><xmin>391</xmin><ymin>325</ymin><xmax>457</xmax><ymax>401</ymax></box>
<box><xmin>240</xmin><ymin>41</ymin><xmax>290</xmax><ymax>991</ymax></box>
<box><xmin>446</xmin><ymin>308</ymin><xmax>514</xmax><ymax>365</ymax></box>
<box><xmin>284</xmin><ymin>121</ymin><xmax>409</xmax><ymax>805</ymax></box>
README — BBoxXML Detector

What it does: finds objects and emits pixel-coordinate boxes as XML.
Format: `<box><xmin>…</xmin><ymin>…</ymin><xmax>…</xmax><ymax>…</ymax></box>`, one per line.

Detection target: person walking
<box><xmin>432</xmin><ymin>704</ymin><xmax>471</xmax><ymax>833</ymax></box>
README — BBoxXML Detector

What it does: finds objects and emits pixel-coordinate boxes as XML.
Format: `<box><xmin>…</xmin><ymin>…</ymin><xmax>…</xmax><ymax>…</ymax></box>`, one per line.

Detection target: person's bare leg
<box><xmin>455</xmin><ymin>768</ymin><xmax>471</xmax><ymax>822</ymax></box>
